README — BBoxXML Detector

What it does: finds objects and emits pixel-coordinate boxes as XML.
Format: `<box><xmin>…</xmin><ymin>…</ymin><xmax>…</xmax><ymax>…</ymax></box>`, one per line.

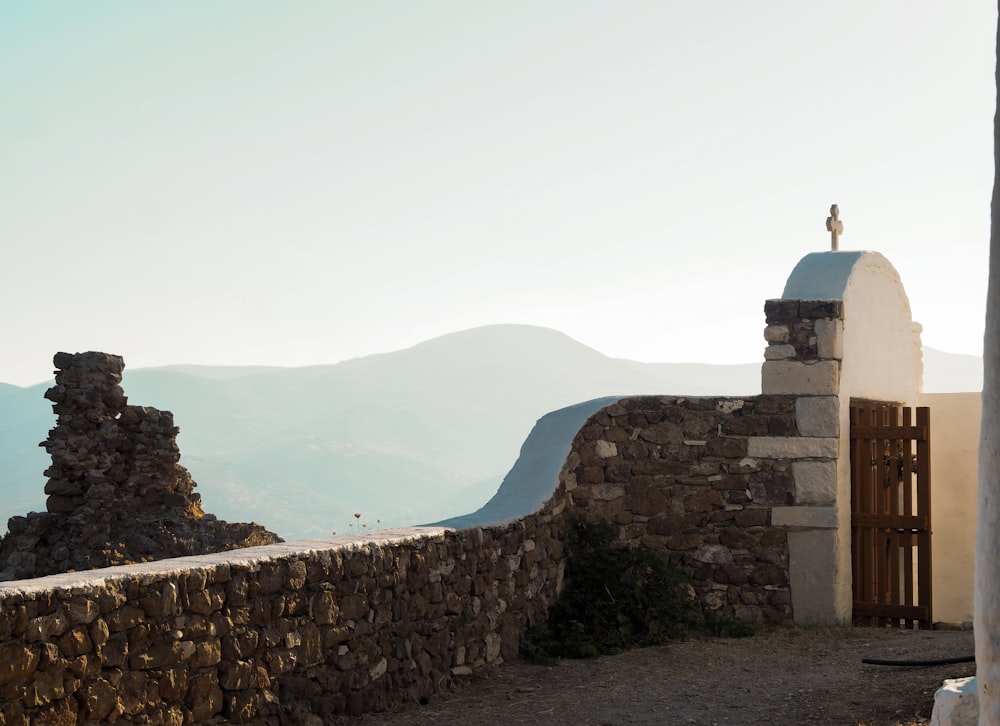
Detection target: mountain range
<box><xmin>0</xmin><ymin>325</ymin><xmax>982</xmax><ymax>540</ymax></box>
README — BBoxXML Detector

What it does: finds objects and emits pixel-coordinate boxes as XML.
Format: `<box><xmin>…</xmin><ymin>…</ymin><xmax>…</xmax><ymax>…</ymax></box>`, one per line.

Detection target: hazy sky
<box><xmin>2</xmin><ymin>2</ymin><xmax>995</xmax><ymax>387</ymax></box>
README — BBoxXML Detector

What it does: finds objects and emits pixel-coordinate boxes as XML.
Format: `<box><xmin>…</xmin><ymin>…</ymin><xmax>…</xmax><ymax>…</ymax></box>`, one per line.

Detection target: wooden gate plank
<box><xmin>850</xmin><ymin>425</ymin><xmax>928</xmax><ymax>439</ymax></box>
<box><xmin>916</xmin><ymin>407</ymin><xmax>932</xmax><ymax>619</ymax></box>
<box><xmin>851</xmin><ymin>513</ymin><xmax>928</xmax><ymax>528</ymax></box>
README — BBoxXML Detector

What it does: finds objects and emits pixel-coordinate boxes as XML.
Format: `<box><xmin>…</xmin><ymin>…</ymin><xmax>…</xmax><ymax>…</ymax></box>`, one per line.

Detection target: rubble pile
<box><xmin>0</xmin><ymin>351</ymin><xmax>281</xmax><ymax>580</ymax></box>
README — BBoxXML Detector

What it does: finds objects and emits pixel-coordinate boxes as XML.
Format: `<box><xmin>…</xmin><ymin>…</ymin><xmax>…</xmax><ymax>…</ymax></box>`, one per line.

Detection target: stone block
<box><xmin>786</xmin><ymin>529</ymin><xmax>841</xmax><ymax>625</ymax></box>
<box><xmin>691</xmin><ymin>544</ymin><xmax>734</xmax><ymax>565</ymax></box>
<box><xmin>763</xmin><ymin>325</ymin><xmax>789</xmax><ymax>343</ymax></box>
<box><xmin>594</xmin><ymin>440</ymin><xmax>617</xmax><ymax>459</ymax></box>
<box><xmin>747</xmin><ymin>437</ymin><xmax>838</xmax><ymax>459</ymax></box>
<box><xmin>58</xmin><ymin>626</ymin><xmax>92</xmax><ymax>659</ymax></box>
<box><xmin>795</xmin><ymin>397</ymin><xmax>839</xmax><ymax>438</ymax></box>
<box><xmin>0</xmin><ymin>644</ymin><xmax>39</xmax><ymax>686</ymax></box>
<box><xmin>67</xmin><ymin>597</ymin><xmax>100</xmax><ymax>626</ymax></box>
<box><xmin>770</xmin><ymin>506</ymin><xmax>837</xmax><ymax>529</ymax></box>
<box><xmin>191</xmin><ymin>640</ymin><xmax>222</xmax><ymax>669</ymax></box>
<box><xmin>798</xmin><ymin>300</ymin><xmax>843</xmax><ymax>319</ymax></box>
<box><xmin>25</xmin><ymin>612</ymin><xmax>69</xmax><ymax>643</ymax></box>
<box><xmin>792</xmin><ymin>461</ymin><xmax>837</xmax><ymax>505</ymax></box>
<box><xmin>186</xmin><ymin>671</ymin><xmax>223</xmax><ymax>721</ymax></box>
<box><xmin>80</xmin><ymin>677</ymin><xmax>118</xmax><ymax>722</ymax></box>
<box><xmin>764</xmin><ymin>345</ymin><xmax>796</xmax><ymax>361</ymax></box>
<box><xmin>764</xmin><ymin>299</ymin><xmax>799</xmax><ymax>324</ymax></box>
<box><xmin>815</xmin><ymin>318</ymin><xmax>843</xmax><ymax>360</ymax></box>
<box><xmin>219</xmin><ymin>660</ymin><xmax>257</xmax><ymax>691</ymax></box>
<box><xmin>749</xmin><ymin>564</ymin><xmax>786</xmax><ymax>586</ymax></box>
<box><xmin>761</xmin><ymin>360</ymin><xmax>840</xmax><ymax>395</ymax></box>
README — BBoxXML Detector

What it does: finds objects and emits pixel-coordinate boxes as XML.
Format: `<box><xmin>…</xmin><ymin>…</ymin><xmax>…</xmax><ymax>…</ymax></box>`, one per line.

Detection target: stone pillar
<box><xmin>760</xmin><ymin>300</ymin><xmax>846</xmax><ymax>623</ymax></box>
<box><xmin>41</xmin><ymin>351</ymin><xmax>128</xmax><ymax>516</ymax></box>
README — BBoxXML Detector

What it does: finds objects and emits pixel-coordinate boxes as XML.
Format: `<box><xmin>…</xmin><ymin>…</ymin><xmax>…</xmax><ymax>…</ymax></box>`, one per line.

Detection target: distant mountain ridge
<box><xmin>921</xmin><ymin>347</ymin><xmax>983</xmax><ymax>393</ymax></box>
<box><xmin>0</xmin><ymin>325</ymin><xmax>982</xmax><ymax>540</ymax></box>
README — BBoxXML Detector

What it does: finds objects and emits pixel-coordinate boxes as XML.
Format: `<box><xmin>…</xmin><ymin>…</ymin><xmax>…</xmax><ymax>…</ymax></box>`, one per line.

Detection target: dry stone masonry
<box><xmin>0</xmin><ymin>381</ymin><xmax>809</xmax><ymax>724</ymax></box>
<box><xmin>0</xmin><ymin>327</ymin><xmax>848</xmax><ymax>722</ymax></box>
<box><xmin>0</xmin><ymin>520</ymin><xmax>566</xmax><ymax>724</ymax></box>
<box><xmin>558</xmin><ymin>396</ymin><xmax>794</xmax><ymax>623</ymax></box>
<box><xmin>0</xmin><ymin>352</ymin><xmax>281</xmax><ymax>582</ymax></box>
<box><xmin>0</xmin><ymin>369</ymin><xmax>812</xmax><ymax>722</ymax></box>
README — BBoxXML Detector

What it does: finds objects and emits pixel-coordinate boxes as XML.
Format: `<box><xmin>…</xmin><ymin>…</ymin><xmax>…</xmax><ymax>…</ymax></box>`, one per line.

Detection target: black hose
<box><xmin>861</xmin><ymin>655</ymin><xmax>976</xmax><ymax>667</ymax></box>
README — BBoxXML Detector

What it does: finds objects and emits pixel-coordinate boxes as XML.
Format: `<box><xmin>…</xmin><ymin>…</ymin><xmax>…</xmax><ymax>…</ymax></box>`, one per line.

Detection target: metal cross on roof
<box><xmin>826</xmin><ymin>204</ymin><xmax>843</xmax><ymax>251</ymax></box>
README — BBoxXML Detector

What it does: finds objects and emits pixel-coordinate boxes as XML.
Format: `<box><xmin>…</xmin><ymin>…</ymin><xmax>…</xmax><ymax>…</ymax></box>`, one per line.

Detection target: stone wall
<box><xmin>0</xmin><ymin>518</ymin><xmax>565</xmax><ymax>725</ymax></box>
<box><xmin>558</xmin><ymin>396</ymin><xmax>794</xmax><ymax>623</ymax></box>
<box><xmin>0</xmin><ymin>352</ymin><xmax>280</xmax><ymax>582</ymax></box>
<box><xmin>0</xmin><ymin>309</ymin><xmax>865</xmax><ymax>721</ymax></box>
<box><xmin>0</xmin><ymin>388</ymin><xmax>815</xmax><ymax>722</ymax></box>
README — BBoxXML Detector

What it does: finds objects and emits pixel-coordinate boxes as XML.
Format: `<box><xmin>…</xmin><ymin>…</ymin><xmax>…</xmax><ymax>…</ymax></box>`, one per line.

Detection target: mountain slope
<box><xmin>0</xmin><ymin>383</ymin><xmax>54</xmax><ymax>520</ymax></box>
<box><xmin>922</xmin><ymin>348</ymin><xmax>983</xmax><ymax>392</ymax></box>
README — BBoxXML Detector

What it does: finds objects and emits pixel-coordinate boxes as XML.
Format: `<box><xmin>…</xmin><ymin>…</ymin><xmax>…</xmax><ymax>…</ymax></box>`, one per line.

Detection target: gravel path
<box><xmin>342</xmin><ymin>627</ymin><xmax>976</xmax><ymax>726</ymax></box>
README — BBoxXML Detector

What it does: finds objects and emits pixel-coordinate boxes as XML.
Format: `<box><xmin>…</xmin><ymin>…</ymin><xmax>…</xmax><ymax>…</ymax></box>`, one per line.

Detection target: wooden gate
<box><xmin>850</xmin><ymin>404</ymin><xmax>932</xmax><ymax>627</ymax></box>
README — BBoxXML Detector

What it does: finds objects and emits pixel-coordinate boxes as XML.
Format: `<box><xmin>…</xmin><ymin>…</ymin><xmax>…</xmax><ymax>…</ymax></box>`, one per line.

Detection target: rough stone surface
<box><xmin>0</xmin><ymin>389</ymin><xmax>811</xmax><ymax>723</ymax></box>
<box><xmin>792</xmin><ymin>460</ymin><xmax>838</xmax><ymax>505</ymax></box>
<box><xmin>787</xmin><ymin>529</ymin><xmax>839</xmax><ymax>624</ymax></box>
<box><xmin>747</xmin><ymin>436</ymin><xmax>839</xmax><ymax>459</ymax></box>
<box><xmin>770</xmin><ymin>506</ymin><xmax>837</xmax><ymax>529</ymax></box>
<box><xmin>761</xmin><ymin>300</ymin><xmax>845</xmax><ymax>396</ymax></box>
<box><xmin>561</xmin><ymin>396</ymin><xmax>793</xmax><ymax>624</ymax></box>
<box><xmin>0</xmin><ymin>352</ymin><xmax>281</xmax><ymax>581</ymax></box>
<box><xmin>0</xmin><ymin>522</ymin><xmax>566</xmax><ymax>724</ymax></box>
<box><xmin>764</xmin><ymin>344</ymin><xmax>796</xmax><ymax>361</ymax></box>
<box><xmin>761</xmin><ymin>360</ymin><xmax>841</xmax><ymax>395</ymax></box>
<box><xmin>763</xmin><ymin>325</ymin><xmax>789</xmax><ymax>344</ymax></box>
<box><xmin>815</xmin><ymin>318</ymin><xmax>844</xmax><ymax>360</ymax></box>
<box><xmin>796</xmin><ymin>396</ymin><xmax>840</xmax><ymax>438</ymax></box>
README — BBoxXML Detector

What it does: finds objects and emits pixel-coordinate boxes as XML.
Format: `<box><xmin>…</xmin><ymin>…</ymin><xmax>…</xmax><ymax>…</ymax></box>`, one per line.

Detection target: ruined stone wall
<box><xmin>0</xmin><ymin>352</ymin><xmax>280</xmax><ymax>581</ymax></box>
<box><xmin>558</xmin><ymin>396</ymin><xmax>795</xmax><ymax>623</ymax></box>
<box><xmin>0</xmin><ymin>516</ymin><xmax>564</xmax><ymax>724</ymax></box>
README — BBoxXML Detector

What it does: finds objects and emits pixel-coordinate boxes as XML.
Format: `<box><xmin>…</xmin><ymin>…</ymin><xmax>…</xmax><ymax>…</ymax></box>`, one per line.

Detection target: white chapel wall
<box><xmin>917</xmin><ymin>391</ymin><xmax>980</xmax><ymax>625</ymax></box>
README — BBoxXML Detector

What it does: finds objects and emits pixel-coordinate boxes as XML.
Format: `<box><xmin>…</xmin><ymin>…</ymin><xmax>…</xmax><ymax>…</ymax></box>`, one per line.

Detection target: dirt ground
<box><xmin>345</xmin><ymin>626</ymin><xmax>976</xmax><ymax>726</ymax></box>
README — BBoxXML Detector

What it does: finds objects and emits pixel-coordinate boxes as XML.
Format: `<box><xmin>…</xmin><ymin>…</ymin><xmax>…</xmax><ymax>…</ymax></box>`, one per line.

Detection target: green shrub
<box><xmin>523</xmin><ymin>519</ymin><xmax>699</xmax><ymax>663</ymax></box>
